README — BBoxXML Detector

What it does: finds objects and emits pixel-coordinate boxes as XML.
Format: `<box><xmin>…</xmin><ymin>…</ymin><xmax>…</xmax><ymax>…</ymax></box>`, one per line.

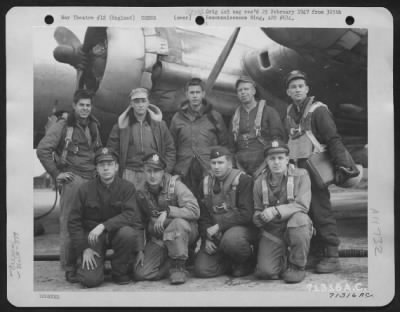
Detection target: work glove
<box><xmin>260</xmin><ymin>207</ymin><xmax>278</xmax><ymax>223</ymax></box>
<box><xmin>335</xmin><ymin>166</ymin><xmax>360</xmax><ymax>185</ymax></box>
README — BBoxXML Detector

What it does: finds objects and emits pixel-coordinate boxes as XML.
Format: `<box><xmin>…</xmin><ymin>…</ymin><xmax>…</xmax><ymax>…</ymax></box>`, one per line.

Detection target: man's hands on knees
<box><xmin>88</xmin><ymin>224</ymin><xmax>105</xmax><ymax>246</ymax></box>
<box><xmin>154</xmin><ymin>211</ymin><xmax>168</xmax><ymax>235</ymax></box>
<box><xmin>135</xmin><ymin>250</ymin><xmax>144</xmax><ymax>269</ymax></box>
<box><xmin>206</xmin><ymin>224</ymin><xmax>220</xmax><ymax>241</ymax></box>
<box><xmin>205</xmin><ymin>224</ymin><xmax>221</xmax><ymax>255</ymax></box>
<box><xmin>56</xmin><ymin>172</ymin><xmax>75</xmax><ymax>184</ymax></box>
<box><xmin>82</xmin><ymin>248</ymin><xmax>100</xmax><ymax>270</ymax></box>
<box><xmin>204</xmin><ymin>239</ymin><xmax>218</xmax><ymax>255</ymax></box>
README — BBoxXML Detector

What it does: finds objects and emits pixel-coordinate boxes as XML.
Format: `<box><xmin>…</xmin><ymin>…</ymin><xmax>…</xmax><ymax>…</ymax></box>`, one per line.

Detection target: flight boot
<box><xmin>282</xmin><ymin>263</ymin><xmax>306</xmax><ymax>283</ymax></box>
<box><xmin>112</xmin><ymin>275</ymin><xmax>131</xmax><ymax>285</ymax></box>
<box><xmin>232</xmin><ymin>246</ymin><xmax>256</xmax><ymax>277</ymax></box>
<box><xmin>169</xmin><ymin>259</ymin><xmax>188</xmax><ymax>285</ymax></box>
<box><xmin>232</xmin><ymin>261</ymin><xmax>254</xmax><ymax>277</ymax></box>
<box><xmin>315</xmin><ymin>246</ymin><xmax>340</xmax><ymax>273</ymax></box>
<box><xmin>306</xmin><ymin>245</ymin><xmax>324</xmax><ymax>270</ymax></box>
<box><xmin>65</xmin><ymin>270</ymin><xmax>79</xmax><ymax>283</ymax></box>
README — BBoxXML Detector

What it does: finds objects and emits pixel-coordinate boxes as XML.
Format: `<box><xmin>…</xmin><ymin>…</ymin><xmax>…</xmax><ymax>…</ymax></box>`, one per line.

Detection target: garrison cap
<box><xmin>95</xmin><ymin>147</ymin><xmax>119</xmax><ymax>164</ymax></box>
<box><xmin>129</xmin><ymin>87</ymin><xmax>149</xmax><ymax>100</ymax></box>
<box><xmin>142</xmin><ymin>152</ymin><xmax>167</xmax><ymax>170</ymax></box>
<box><xmin>285</xmin><ymin>70</ymin><xmax>308</xmax><ymax>88</ymax></box>
<box><xmin>264</xmin><ymin>139</ymin><xmax>289</xmax><ymax>157</ymax></box>
<box><xmin>235</xmin><ymin>76</ymin><xmax>256</xmax><ymax>89</ymax></box>
<box><xmin>210</xmin><ymin>146</ymin><xmax>232</xmax><ymax>160</ymax></box>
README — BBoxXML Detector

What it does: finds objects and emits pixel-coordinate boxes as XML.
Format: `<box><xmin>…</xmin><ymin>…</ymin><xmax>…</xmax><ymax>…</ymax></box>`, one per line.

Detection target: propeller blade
<box><xmin>76</xmin><ymin>27</ymin><xmax>108</xmax><ymax>90</ymax></box>
<box><xmin>81</xmin><ymin>27</ymin><xmax>107</xmax><ymax>53</ymax></box>
<box><xmin>204</xmin><ymin>27</ymin><xmax>241</xmax><ymax>94</ymax></box>
<box><xmin>53</xmin><ymin>27</ymin><xmax>85</xmax><ymax>90</ymax></box>
<box><xmin>53</xmin><ymin>26</ymin><xmax>81</xmax><ymax>49</ymax></box>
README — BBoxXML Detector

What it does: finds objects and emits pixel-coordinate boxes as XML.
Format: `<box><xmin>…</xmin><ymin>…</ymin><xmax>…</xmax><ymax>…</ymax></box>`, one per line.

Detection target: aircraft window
<box><xmin>260</xmin><ymin>51</ymin><xmax>271</xmax><ymax>68</ymax></box>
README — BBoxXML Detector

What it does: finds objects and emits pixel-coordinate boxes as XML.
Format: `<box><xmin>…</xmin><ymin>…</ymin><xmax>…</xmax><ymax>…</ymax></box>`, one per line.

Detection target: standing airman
<box><xmin>37</xmin><ymin>89</ymin><xmax>102</xmax><ymax>283</ymax></box>
<box><xmin>230</xmin><ymin>76</ymin><xmax>285</xmax><ymax>177</ymax></box>
<box><xmin>284</xmin><ymin>70</ymin><xmax>359</xmax><ymax>273</ymax></box>
<box><xmin>107</xmin><ymin>88</ymin><xmax>176</xmax><ymax>190</ymax></box>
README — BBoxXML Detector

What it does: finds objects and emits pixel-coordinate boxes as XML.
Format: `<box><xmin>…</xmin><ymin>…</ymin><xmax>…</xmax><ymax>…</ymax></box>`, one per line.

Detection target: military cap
<box><xmin>285</xmin><ymin>70</ymin><xmax>308</xmax><ymax>88</ymax></box>
<box><xmin>210</xmin><ymin>146</ymin><xmax>232</xmax><ymax>160</ymax></box>
<box><xmin>95</xmin><ymin>147</ymin><xmax>119</xmax><ymax>164</ymax></box>
<box><xmin>142</xmin><ymin>152</ymin><xmax>167</xmax><ymax>170</ymax></box>
<box><xmin>129</xmin><ymin>87</ymin><xmax>149</xmax><ymax>100</ymax></box>
<box><xmin>264</xmin><ymin>139</ymin><xmax>289</xmax><ymax>156</ymax></box>
<box><xmin>235</xmin><ymin>76</ymin><xmax>256</xmax><ymax>89</ymax></box>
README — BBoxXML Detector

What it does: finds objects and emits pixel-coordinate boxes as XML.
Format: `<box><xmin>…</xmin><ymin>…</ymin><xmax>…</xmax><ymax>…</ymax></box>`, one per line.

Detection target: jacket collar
<box><xmin>96</xmin><ymin>175</ymin><xmax>120</xmax><ymax>190</ymax></box>
<box><xmin>265</xmin><ymin>164</ymin><xmax>302</xmax><ymax>177</ymax></box>
<box><xmin>66</xmin><ymin>111</ymin><xmax>100</xmax><ymax>127</ymax></box>
<box><xmin>292</xmin><ymin>96</ymin><xmax>314</xmax><ymax>113</ymax></box>
<box><xmin>215</xmin><ymin>168</ymin><xmax>233</xmax><ymax>182</ymax></box>
<box><xmin>266</xmin><ymin>163</ymin><xmax>295</xmax><ymax>179</ymax></box>
<box><xmin>179</xmin><ymin>99</ymin><xmax>213</xmax><ymax>118</ymax></box>
<box><xmin>118</xmin><ymin>104</ymin><xmax>163</xmax><ymax>129</ymax></box>
<box><xmin>145</xmin><ymin>173</ymin><xmax>170</xmax><ymax>195</ymax></box>
<box><xmin>240</xmin><ymin>100</ymin><xmax>258</xmax><ymax>113</ymax></box>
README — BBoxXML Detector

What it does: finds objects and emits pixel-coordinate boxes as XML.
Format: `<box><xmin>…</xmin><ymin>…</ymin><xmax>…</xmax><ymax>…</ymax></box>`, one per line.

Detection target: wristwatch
<box><xmin>274</xmin><ymin>206</ymin><xmax>282</xmax><ymax>219</ymax></box>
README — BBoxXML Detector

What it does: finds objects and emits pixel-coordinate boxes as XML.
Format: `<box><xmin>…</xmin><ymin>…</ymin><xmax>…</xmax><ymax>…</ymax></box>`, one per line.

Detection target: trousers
<box><xmin>182</xmin><ymin>157</ymin><xmax>205</xmax><ymax>200</ymax></box>
<box><xmin>194</xmin><ymin>225</ymin><xmax>259</xmax><ymax>278</ymax></box>
<box><xmin>59</xmin><ymin>174</ymin><xmax>88</xmax><ymax>272</ymax></box>
<box><xmin>254</xmin><ymin>212</ymin><xmax>312</xmax><ymax>279</ymax></box>
<box><xmin>76</xmin><ymin>226</ymin><xmax>142</xmax><ymax>288</ymax></box>
<box><xmin>297</xmin><ymin>159</ymin><xmax>340</xmax><ymax>247</ymax></box>
<box><xmin>134</xmin><ymin>218</ymin><xmax>198</xmax><ymax>281</ymax></box>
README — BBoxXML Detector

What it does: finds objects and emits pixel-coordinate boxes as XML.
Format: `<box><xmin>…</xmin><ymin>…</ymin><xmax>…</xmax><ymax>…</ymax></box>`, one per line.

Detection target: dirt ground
<box><xmin>34</xmin><ymin>258</ymin><xmax>368</xmax><ymax>292</ymax></box>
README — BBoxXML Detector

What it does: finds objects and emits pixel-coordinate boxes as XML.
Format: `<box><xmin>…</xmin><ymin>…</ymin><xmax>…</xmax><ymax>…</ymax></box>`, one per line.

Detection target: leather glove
<box><xmin>335</xmin><ymin>166</ymin><xmax>359</xmax><ymax>185</ymax></box>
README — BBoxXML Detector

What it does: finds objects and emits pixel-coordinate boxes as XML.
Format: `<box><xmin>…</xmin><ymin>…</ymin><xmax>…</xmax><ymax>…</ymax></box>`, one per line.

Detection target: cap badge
<box><xmin>272</xmin><ymin>141</ymin><xmax>279</xmax><ymax>148</ymax></box>
<box><xmin>101</xmin><ymin>148</ymin><xmax>109</xmax><ymax>154</ymax></box>
<box><xmin>152</xmin><ymin>154</ymin><xmax>160</xmax><ymax>162</ymax></box>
